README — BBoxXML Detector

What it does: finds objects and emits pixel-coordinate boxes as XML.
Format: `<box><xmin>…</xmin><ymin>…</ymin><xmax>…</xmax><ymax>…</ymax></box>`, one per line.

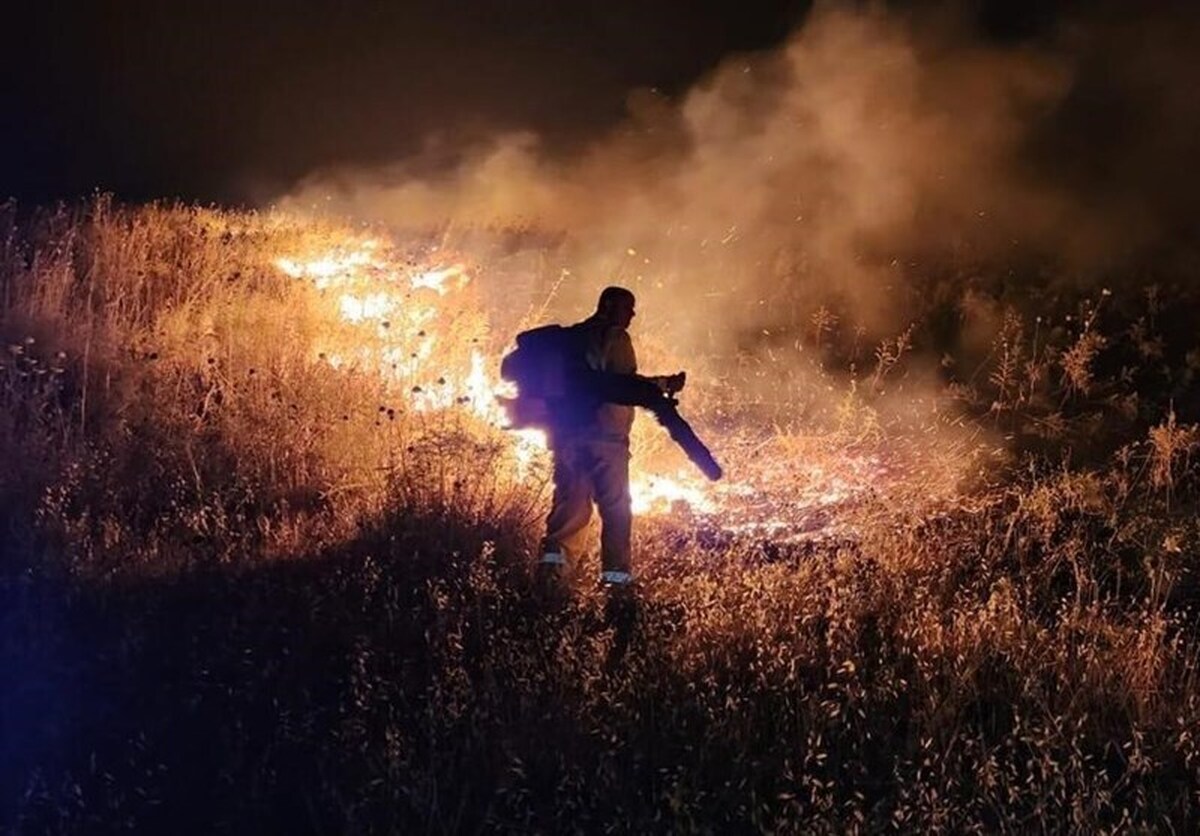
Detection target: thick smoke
<box><xmin>281</xmin><ymin>4</ymin><xmax>1200</xmax><ymax>364</ymax></box>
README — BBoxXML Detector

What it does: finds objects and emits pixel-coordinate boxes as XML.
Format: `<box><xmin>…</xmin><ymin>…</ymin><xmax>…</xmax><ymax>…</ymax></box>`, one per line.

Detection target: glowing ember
<box><xmin>275</xmin><ymin>242</ymin><xmax>382</xmax><ymax>289</ymax></box>
<box><xmin>411</xmin><ymin>264</ymin><xmax>469</xmax><ymax>295</ymax></box>
<box><xmin>338</xmin><ymin>292</ymin><xmax>392</xmax><ymax>323</ymax></box>
<box><xmin>630</xmin><ymin>472</ymin><xmax>715</xmax><ymax>515</ymax></box>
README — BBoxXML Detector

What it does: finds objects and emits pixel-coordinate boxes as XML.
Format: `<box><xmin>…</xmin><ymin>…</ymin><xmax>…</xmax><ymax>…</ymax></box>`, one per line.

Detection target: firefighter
<box><xmin>539</xmin><ymin>286</ymin><xmax>684</xmax><ymax>588</ymax></box>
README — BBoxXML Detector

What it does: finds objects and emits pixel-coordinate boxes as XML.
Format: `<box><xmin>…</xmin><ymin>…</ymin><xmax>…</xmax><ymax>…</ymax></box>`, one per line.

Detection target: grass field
<box><xmin>2</xmin><ymin>197</ymin><xmax>1199</xmax><ymax>833</ymax></box>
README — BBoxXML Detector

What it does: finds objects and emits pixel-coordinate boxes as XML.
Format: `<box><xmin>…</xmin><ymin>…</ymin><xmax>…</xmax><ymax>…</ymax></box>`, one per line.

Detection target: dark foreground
<box><xmin>4</xmin><ymin>201</ymin><xmax>1200</xmax><ymax>832</ymax></box>
<box><xmin>5</xmin><ymin>493</ymin><xmax>1200</xmax><ymax>834</ymax></box>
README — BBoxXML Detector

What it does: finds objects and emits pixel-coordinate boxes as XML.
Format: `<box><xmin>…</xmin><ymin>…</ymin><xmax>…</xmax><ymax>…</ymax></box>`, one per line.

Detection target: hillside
<box><xmin>2</xmin><ymin>198</ymin><xmax>1199</xmax><ymax>832</ymax></box>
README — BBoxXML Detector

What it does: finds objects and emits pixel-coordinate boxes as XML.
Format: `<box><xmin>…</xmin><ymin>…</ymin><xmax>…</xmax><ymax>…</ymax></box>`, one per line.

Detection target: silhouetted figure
<box><xmin>538</xmin><ymin>287</ymin><xmax>684</xmax><ymax>588</ymax></box>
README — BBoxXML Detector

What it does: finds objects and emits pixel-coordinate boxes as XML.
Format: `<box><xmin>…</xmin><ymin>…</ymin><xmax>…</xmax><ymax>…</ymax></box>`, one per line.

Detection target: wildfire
<box><xmin>269</xmin><ymin>230</ymin><xmax>946</xmax><ymax>540</ymax></box>
<box><xmin>273</xmin><ymin>238</ymin><xmax>726</xmax><ymax>517</ymax></box>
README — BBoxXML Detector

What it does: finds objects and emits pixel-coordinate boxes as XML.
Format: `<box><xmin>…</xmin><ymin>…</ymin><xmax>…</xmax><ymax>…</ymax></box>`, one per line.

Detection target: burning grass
<box><xmin>2</xmin><ymin>197</ymin><xmax>1200</xmax><ymax>831</ymax></box>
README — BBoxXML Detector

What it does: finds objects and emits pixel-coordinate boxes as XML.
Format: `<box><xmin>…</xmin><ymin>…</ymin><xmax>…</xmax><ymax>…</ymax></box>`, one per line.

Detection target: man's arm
<box><xmin>608</xmin><ymin>329</ymin><xmax>685</xmax><ymax>392</ymax></box>
<box><xmin>591</xmin><ymin>330</ymin><xmax>721</xmax><ymax>478</ymax></box>
<box><xmin>597</xmin><ymin>329</ymin><xmax>686</xmax><ymax>398</ymax></box>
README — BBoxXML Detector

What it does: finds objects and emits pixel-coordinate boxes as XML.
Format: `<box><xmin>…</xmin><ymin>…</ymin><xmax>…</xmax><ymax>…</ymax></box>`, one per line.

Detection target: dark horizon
<box><xmin>1</xmin><ymin>0</ymin><xmax>1065</xmax><ymax>207</ymax></box>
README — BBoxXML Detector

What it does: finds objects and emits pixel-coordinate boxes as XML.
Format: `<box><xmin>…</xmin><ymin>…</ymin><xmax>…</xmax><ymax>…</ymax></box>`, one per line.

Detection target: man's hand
<box><xmin>655</xmin><ymin>372</ymin><xmax>686</xmax><ymax>395</ymax></box>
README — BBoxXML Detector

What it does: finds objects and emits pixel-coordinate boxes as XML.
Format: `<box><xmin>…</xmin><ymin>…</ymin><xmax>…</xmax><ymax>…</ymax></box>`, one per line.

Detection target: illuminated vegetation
<box><xmin>2</xmin><ymin>198</ymin><xmax>1199</xmax><ymax>832</ymax></box>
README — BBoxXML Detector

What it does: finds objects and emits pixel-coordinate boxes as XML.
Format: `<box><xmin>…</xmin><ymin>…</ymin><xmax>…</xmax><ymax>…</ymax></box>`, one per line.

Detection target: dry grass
<box><xmin>2</xmin><ymin>197</ymin><xmax>1200</xmax><ymax>833</ymax></box>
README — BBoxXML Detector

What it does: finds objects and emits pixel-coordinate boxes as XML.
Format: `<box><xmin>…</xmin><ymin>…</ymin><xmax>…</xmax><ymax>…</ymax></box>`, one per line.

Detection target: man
<box><xmin>539</xmin><ymin>286</ymin><xmax>684</xmax><ymax>588</ymax></box>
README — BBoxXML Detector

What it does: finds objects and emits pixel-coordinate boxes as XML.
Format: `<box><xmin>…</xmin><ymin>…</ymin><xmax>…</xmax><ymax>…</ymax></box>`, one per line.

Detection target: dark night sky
<box><xmin>1</xmin><ymin>1</ymin><xmax>1054</xmax><ymax>205</ymax></box>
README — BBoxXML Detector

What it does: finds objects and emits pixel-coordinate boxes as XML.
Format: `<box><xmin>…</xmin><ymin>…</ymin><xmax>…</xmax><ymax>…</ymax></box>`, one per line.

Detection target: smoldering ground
<box><xmin>280</xmin><ymin>3</ymin><xmax>1200</xmax><ymax>376</ymax></box>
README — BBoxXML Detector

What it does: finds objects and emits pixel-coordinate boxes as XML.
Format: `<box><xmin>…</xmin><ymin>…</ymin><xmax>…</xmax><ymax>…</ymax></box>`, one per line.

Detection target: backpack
<box><xmin>498</xmin><ymin>324</ymin><xmax>585</xmax><ymax>429</ymax></box>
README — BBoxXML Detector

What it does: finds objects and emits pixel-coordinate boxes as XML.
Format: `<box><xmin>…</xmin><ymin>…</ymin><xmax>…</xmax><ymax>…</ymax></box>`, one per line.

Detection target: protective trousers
<box><xmin>543</xmin><ymin>438</ymin><xmax>632</xmax><ymax>575</ymax></box>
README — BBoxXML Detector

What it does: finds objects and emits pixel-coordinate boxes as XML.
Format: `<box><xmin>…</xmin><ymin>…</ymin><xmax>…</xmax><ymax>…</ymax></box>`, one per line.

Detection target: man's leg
<box><xmin>542</xmin><ymin>442</ymin><xmax>593</xmax><ymax>566</ymax></box>
<box><xmin>589</xmin><ymin>440</ymin><xmax>633</xmax><ymax>584</ymax></box>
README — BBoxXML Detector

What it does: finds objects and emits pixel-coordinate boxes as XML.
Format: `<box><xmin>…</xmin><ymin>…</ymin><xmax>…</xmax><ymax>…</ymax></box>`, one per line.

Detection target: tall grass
<box><xmin>2</xmin><ymin>197</ymin><xmax>1200</xmax><ymax>832</ymax></box>
<box><xmin>1</xmin><ymin>197</ymin><xmax>541</xmax><ymax>573</ymax></box>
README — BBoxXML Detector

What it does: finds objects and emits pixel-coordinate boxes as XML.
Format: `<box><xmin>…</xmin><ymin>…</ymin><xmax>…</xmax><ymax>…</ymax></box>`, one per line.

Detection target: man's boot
<box><xmin>534</xmin><ymin>551</ymin><xmax>568</xmax><ymax>601</ymax></box>
<box><xmin>602</xmin><ymin>573</ymin><xmax>638</xmax><ymax>664</ymax></box>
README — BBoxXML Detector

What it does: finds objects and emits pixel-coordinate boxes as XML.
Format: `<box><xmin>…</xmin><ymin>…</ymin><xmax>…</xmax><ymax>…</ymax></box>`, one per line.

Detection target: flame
<box><xmin>411</xmin><ymin>264</ymin><xmax>469</xmax><ymax>295</ymax></box>
<box><xmin>630</xmin><ymin>472</ymin><xmax>715</xmax><ymax>515</ymax></box>
<box><xmin>276</xmin><ymin>241</ymin><xmax>382</xmax><ymax>289</ymax></box>
<box><xmin>338</xmin><ymin>292</ymin><xmax>392</xmax><ymax>323</ymax></box>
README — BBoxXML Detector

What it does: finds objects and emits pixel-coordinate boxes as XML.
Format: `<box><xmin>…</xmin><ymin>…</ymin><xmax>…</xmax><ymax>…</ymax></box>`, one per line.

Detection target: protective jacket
<box><xmin>560</xmin><ymin>314</ymin><xmax>637</xmax><ymax>442</ymax></box>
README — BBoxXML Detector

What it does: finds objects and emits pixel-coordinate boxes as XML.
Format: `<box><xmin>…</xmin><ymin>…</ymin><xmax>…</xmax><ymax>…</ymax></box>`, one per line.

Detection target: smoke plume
<box><xmin>281</xmin><ymin>3</ymin><xmax>1200</xmax><ymax>363</ymax></box>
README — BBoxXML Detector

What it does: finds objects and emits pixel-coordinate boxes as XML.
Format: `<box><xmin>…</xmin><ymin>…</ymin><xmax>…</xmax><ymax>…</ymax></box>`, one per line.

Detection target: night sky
<box><xmin>1</xmin><ymin>1</ymin><xmax>1057</xmax><ymax>205</ymax></box>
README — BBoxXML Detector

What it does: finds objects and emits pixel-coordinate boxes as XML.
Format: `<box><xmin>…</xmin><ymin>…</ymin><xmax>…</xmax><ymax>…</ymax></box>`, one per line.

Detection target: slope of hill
<box><xmin>2</xmin><ymin>198</ymin><xmax>1199</xmax><ymax>832</ymax></box>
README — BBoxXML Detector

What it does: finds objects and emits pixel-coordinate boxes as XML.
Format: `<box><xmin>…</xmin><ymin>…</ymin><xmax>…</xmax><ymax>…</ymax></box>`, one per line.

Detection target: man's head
<box><xmin>596</xmin><ymin>286</ymin><xmax>636</xmax><ymax>330</ymax></box>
